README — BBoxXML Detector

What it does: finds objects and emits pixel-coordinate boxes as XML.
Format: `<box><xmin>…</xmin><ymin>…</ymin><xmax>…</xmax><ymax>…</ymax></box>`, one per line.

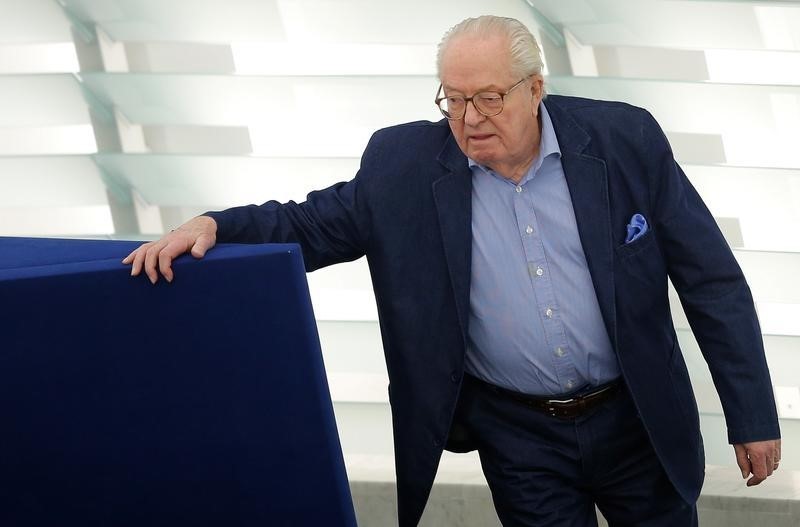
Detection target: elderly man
<box><xmin>125</xmin><ymin>16</ymin><xmax>781</xmax><ymax>527</ymax></box>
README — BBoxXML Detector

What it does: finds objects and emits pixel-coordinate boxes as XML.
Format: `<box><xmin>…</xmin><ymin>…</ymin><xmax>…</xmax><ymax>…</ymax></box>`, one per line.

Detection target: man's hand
<box><xmin>122</xmin><ymin>215</ymin><xmax>217</xmax><ymax>284</ymax></box>
<box><xmin>733</xmin><ymin>439</ymin><xmax>781</xmax><ymax>487</ymax></box>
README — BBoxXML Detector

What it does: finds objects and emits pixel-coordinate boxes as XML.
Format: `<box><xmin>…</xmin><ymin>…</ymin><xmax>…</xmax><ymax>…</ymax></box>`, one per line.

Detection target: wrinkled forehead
<box><xmin>439</xmin><ymin>34</ymin><xmax>515</xmax><ymax>89</ymax></box>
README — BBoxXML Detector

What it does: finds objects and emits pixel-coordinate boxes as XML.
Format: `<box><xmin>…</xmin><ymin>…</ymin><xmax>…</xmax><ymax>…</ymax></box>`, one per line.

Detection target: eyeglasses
<box><xmin>434</xmin><ymin>77</ymin><xmax>528</xmax><ymax>120</ymax></box>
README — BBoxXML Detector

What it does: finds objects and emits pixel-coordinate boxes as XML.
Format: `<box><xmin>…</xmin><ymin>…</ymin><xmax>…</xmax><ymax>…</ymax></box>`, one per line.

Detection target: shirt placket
<box><xmin>513</xmin><ymin>182</ymin><xmax>579</xmax><ymax>393</ymax></box>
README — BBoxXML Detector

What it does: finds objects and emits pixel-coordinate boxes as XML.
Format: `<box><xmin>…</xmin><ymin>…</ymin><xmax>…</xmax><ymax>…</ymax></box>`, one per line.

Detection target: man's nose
<box><xmin>464</xmin><ymin>99</ymin><xmax>485</xmax><ymax>126</ymax></box>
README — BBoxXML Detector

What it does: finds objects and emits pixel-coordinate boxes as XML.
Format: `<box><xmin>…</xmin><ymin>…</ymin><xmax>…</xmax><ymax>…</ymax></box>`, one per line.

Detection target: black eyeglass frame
<box><xmin>434</xmin><ymin>77</ymin><xmax>530</xmax><ymax>120</ymax></box>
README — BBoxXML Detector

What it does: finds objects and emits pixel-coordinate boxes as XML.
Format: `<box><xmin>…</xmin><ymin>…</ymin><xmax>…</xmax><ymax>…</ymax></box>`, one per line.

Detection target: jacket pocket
<box><xmin>614</xmin><ymin>228</ymin><xmax>666</xmax><ymax>293</ymax></box>
<box><xmin>615</xmin><ymin>228</ymin><xmax>656</xmax><ymax>260</ymax></box>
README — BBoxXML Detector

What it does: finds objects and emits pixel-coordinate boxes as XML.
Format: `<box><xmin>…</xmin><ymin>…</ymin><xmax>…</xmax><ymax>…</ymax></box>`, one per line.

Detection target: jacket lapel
<box><xmin>546</xmin><ymin>99</ymin><xmax>618</xmax><ymax>349</ymax></box>
<box><xmin>433</xmin><ymin>135</ymin><xmax>473</xmax><ymax>342</ymax></box>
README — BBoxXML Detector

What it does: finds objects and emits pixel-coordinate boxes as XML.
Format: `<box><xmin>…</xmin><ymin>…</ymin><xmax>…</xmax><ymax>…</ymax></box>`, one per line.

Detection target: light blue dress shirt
<box><xmin>466</xmin><ymin>103</ymin><xmax>620</xmax><ymax>396</ymax></box>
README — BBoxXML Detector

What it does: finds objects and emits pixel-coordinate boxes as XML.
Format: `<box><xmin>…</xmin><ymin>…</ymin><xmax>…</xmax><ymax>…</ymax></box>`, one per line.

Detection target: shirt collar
<box><xmin>468</xmin><ymin>101</ymin><xmax>562</xmax><ymax>181</ymax></box>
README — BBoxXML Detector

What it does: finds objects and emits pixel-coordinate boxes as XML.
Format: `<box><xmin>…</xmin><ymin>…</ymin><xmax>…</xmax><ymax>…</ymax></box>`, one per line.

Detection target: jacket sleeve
<box><xmin>642</xmin><ymin>111</ymin><xmax>780</xmax><ymax>444</ymax></box>
<box><xmin>202</xmin><ymin>136</ymin><xmax>382</xmax><ymax>272</ymax></box>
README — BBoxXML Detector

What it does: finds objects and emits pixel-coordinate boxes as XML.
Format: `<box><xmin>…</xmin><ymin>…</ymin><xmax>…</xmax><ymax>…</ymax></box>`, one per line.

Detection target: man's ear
<box><xmin>530</xmin><ymin>75</ymin><xmax>544</xmax><ymax>102</ymax></box>
<box><xmin>530</xmin><ymin>76</ymin><xmax>544</xmax><ymax>117</ymax></box>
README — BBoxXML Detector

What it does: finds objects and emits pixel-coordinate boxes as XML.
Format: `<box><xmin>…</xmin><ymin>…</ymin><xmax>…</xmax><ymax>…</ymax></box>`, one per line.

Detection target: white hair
<box><xmin>436</xmin><ymin>15</ymin><xmax>546</xmax><ymax>94</ymax></box>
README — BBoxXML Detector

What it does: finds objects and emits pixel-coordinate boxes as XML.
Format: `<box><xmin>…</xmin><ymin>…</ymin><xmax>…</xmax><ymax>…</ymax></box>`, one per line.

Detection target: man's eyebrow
<box><xmin>442</xmin><ymin>83</ymin><xmax>503</xmax><ymax>94</ymax></box>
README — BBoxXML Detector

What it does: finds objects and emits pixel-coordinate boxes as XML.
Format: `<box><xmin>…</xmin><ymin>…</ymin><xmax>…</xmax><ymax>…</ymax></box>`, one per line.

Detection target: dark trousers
<box><xmin>456</xmin><ymin>376</ymin><xmax>698</xmax><ymax>527</ymax></box>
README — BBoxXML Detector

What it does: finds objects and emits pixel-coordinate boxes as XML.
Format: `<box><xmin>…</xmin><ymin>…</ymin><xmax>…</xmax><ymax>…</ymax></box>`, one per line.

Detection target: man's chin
<box><xmin>468</xmin><ymin>151</ymin><xmax>497</xmax><ymax>167</ymax></box>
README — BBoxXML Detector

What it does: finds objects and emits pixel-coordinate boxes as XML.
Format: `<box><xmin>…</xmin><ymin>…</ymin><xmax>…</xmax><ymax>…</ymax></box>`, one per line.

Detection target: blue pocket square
<box><xmin>625</xmin><ymin>213</ymin><xmax>648</xmax><ymax>244</ymax></box>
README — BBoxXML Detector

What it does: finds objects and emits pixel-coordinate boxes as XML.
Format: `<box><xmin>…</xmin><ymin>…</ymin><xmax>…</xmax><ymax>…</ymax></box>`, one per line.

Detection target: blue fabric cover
<box><xmin>0</xmin><ymin>237</ymin><xmax>356</xmax><ymax>527</ymax></box>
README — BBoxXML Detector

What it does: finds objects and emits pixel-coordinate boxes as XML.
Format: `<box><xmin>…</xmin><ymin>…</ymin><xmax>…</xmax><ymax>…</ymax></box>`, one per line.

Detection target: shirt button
<box><xmin>555</xmin><ymin>347</ymin><xmax>565</xmax><ymax>357</ymax></box>
<box><xmin>566</xmin><ymin>380</ymin><xmax>575</xmax><ymax>389</ymax></box>
<box><xmin>545</xmin><ymin>308</ymin><xmax>553</xmax><ymax>318</ymax></box>
<box><xmin>535</xmin><ymin>266</ymin><xmax>544</xmax><ymax>277</ymax></box>
<box><xmin>525</xmin><ymin>225</ymin><xmax>533</xmax><ymax>235</ymax></box>
<box><xmin>515</xmin><ymin>185</ymin><xmax>523</xmax><ymax>193</ymax></box>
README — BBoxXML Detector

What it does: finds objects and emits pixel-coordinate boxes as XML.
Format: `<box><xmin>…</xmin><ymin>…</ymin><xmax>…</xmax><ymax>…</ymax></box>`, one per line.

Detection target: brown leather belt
<box><xmin>465</xmin><ymin>374</ymin><xmax>622</xmax><ymax>419</ymax></box>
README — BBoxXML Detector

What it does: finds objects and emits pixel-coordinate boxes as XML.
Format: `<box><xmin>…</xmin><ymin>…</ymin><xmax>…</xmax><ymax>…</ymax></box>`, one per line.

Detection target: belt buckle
<box><xmin>545</xmin><ymin>397</ymin><xmax>575</xmax><ymax>418</ymax></box>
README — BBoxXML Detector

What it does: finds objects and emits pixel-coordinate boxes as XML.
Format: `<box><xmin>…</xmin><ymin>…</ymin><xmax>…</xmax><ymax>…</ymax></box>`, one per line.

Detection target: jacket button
<box><xmin>450</xmin><ymin>372</ymin><xmax>459</xmax><ymax>383</ymax></box>
<box><xmin>433</xmin><ymin>438</ymin><xmax>442</xmax><ymax>447</ymax></box>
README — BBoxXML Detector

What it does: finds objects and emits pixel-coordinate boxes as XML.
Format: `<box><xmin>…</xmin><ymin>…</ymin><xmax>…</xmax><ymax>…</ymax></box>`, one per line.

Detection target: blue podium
<box><xmin>0</xmin><ymin>237</ymin><xmax>357</xmax><ymax>526</ymax></box>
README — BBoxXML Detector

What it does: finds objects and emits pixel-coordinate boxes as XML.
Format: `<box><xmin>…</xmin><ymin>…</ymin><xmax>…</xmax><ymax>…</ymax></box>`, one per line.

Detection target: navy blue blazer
<box><xmin>207</xmin><ymin>95</ymin><xmax>780</xmax><ymax>526</ymax></box>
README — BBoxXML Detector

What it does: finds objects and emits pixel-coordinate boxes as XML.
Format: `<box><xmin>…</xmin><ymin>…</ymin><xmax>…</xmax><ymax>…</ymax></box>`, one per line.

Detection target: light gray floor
<box><xmin>346</xmin><ymin>453</ymin><xmax>800</xmax><ymax>526</ymax></box>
